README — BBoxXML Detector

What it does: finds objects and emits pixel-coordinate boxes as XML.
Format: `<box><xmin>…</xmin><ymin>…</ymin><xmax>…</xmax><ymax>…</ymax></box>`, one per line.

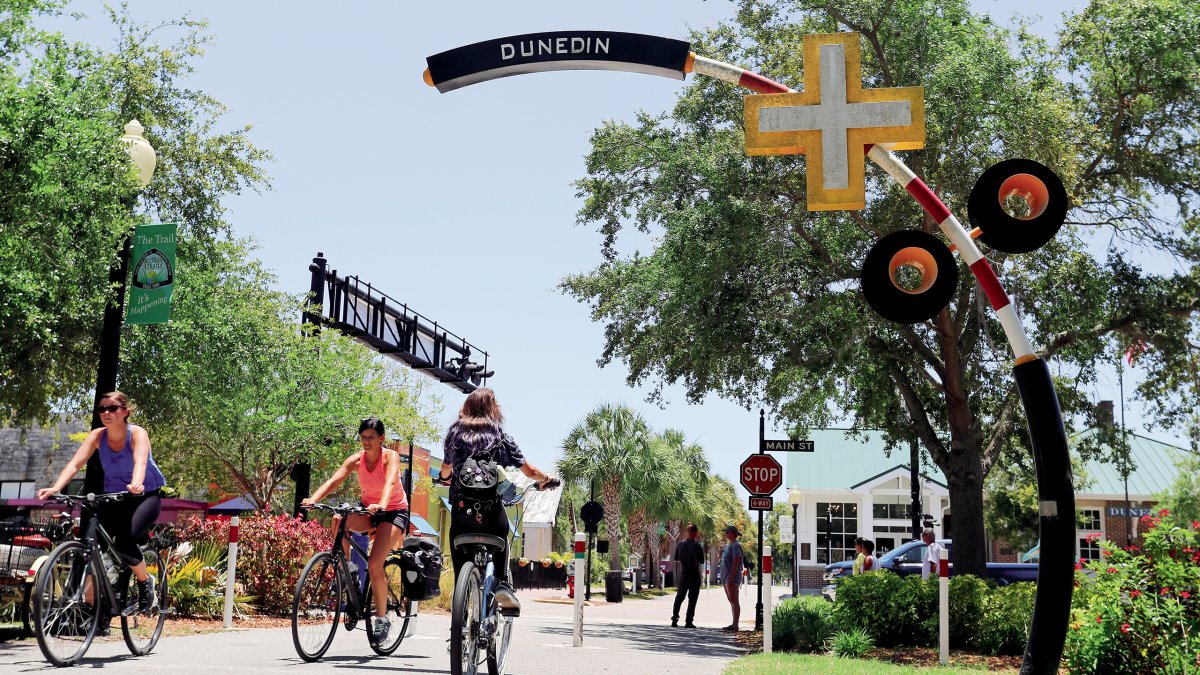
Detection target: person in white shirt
<box><xmin>921</xmin><ymin>528</ymin><xmax>942</xmax><ymax>580</ymax></box>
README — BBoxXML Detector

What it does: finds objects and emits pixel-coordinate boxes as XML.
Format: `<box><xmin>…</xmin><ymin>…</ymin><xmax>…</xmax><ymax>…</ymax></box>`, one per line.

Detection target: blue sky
<box><xmin>44</xmin><ymin>0</ymin><xmax>1167</xmax><ymax>501</ymax></box>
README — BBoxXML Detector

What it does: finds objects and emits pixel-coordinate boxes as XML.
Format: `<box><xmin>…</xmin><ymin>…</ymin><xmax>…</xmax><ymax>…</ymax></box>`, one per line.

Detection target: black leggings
<box><xmin>97</xmin><ymin>493</ymin><xmax>161</xmax><ymax>567</ymax></box>
<box><xmin>449</xmin><ymin>508</ymin><xmax>511</xmax><ymax>584</ymax></box>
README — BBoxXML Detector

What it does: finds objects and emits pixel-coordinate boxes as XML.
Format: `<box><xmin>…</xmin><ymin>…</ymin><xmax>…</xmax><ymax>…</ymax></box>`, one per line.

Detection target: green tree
<box><xmin>558</xmin><ymin>404</ymin><xmax>653</xmax><ymax>570</ymax></box>
<box><xmin>120</xmin><ymin>239</ymin><xmax>442</xmax><ymax>508</ymax></box>
<box><xmin>562</xmin><ymin>0</ymin><xmax>1200</xmax><ymax>576</ymax></box>
<box><xmin>0</xmin><ymin>4</ymin><xmax>269</xmax><ymax>425</ymax></box>
<box><xmin>1157</xmin><ymin>453</ymin><xmax>1200</xmax><ymax>524</ymax></box>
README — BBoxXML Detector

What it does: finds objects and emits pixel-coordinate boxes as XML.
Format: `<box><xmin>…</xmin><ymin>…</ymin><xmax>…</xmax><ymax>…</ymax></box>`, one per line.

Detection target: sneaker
<box><xmin>137</xmin><ymin>576</ymin><xmax>159</xmax><ymax>614</ymax></box>
<box><xmin>685</xmin><ymin>622</ymin><xmax>697</xmax><ymax>628</ymax></box>
<box><xmin>370</xmin><ymin>616</ymin><xmax>390</xmax><ymax>645</ymax></box>
<box><xmin>671</xmin><ymin>618</ymin><xmax>678</xmax><ymax>627</ymax></box>
<box><xmin>495</xmin><ymin>584</ymin><xmax>521</xmax><ymax>613</ymax></box>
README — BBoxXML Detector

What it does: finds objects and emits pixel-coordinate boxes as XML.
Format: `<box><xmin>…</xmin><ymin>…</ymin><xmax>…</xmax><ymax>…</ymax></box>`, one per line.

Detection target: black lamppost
<box><xmin>788</xmin><ymin>487</ymin><xmax>801</xmax><ymax>596</ymax></box>
<box><xmin>86</xmin><ymin>120</ymin><xmax>157</xmax><ymax>490</ymax></box>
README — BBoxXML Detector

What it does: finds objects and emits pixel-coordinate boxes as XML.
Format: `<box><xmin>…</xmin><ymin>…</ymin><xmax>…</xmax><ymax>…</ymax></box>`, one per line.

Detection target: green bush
<box><xmin>832</xmin><ymin>572</ymin><xmax>934</xmax><ymax>647</ymax></box>
<box><xmin>165</xmin><ymin>541</ymin><xmax>254</xmax><ymax>617</ymax></box>
<box><xmin>918</xmin><ymin>574</ymin><xmax>989</xmax><ymax>650</ymax></box>
<box><xmin>976</xmin><ymin>582</ymin><xmax>1035</xmax><ymax>656</ymax></box>
<box><xmin>1064</xmin><ymin>510</ymin><xmax>1200</xmax><ymax>674</ymax></box>
<box><xmin>830</xmin><ymin>627</ymin><xmax>875</xmax><ymax>658</ymax></box>
<box><xmin>772</xmin><ymin>596</ymin><xmax>834</xmax><ymax>652</ymax></box>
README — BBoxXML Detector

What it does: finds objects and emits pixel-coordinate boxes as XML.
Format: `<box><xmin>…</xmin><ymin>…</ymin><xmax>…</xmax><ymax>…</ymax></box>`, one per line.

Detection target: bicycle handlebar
<box><xmin>300</xmin><ymin>502</ymin><xmax>372</xmax><ymax>517</ymax></box>
<box><xmin>46</xmin><ymin>492</ymin><xmax>134</xmax><ymax>505</ymax></box>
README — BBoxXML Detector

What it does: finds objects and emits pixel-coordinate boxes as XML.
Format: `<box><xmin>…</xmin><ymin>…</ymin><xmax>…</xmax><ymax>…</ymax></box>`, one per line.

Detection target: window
<box><xmin>816</xmin><ymin>502</ymin><xmax>858</xmax><ymax>564</ymax></box>
<box><xmin>1079</xmin><ymin>509</ymin><xmax>1101</xmax><ymax>532</ymax></box>
<box><xmin>0</xmin><ymin>481</ymin><xmax>35</xmax><ymax>499</ymax></box>
<box><xmin>872</xmin><ymin>503</ymin><xmax>910</xmax><ymax>520</ymax></box>
<box><xmin>1079</xmin><ymin>538</ymin><xmax>1101</xmax><ymax>561</ymax></box>
<box><xmin>876</xmin><ymin>537</ymin><xmax>895</xmax><ymax>555</ymax></box>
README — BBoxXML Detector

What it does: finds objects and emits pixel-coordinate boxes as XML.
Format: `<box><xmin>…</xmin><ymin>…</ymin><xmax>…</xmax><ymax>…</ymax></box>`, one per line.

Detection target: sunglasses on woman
<box><xmin>96</xmin><ymin>404</ymin><xmax>125</xmax><ymax>414</ymax></box>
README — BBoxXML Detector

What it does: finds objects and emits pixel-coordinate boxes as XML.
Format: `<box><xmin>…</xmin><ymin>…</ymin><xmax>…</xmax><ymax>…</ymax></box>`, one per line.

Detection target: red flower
<box><xmin>1183</xmin><ymin>592</ymin><xmax>1192</xmax><ymax>599</ymax></box>
<box><xmin>1075</xmin><ymin>562</ymin><xmax>1083</xmax><ymax>570</ymax></box>
<box><xmin>1131</xmin><ymin>590</ymin><xmax>1142</xmax><ymax>598</ymax></box>
<box><xmin>1096</xmin><ymin>615</ymin><xmax>1103</xmax><ymax>624</ymax></box>
<box><xmin>1160</xmin><ymin>508</ymin><xmax>1170</xmax><ymax>517</ymax></box>
<box><xmin>1162</xmin><ymin>588</ymin><xmax>1172</xmax><ymax>595</ymax></box>
<box><xmin>1103</xmin><ymin>550</ymin><xmax>1113</xmax><ymax>557</ymax></box>
<box><xmin>1107</xmin><ymin>567</ymin><xmax>1117</xmax><ymax>574</ymax></box>
<box><xmin>1121</xmin><ymin>623</ymin><xmax>1132</xmax><ymax>633</ymax></box>
<box><xmin>1193</xmin><ymin>521</ymin><xmax>1200</xmax><ymax>529</ymax></box>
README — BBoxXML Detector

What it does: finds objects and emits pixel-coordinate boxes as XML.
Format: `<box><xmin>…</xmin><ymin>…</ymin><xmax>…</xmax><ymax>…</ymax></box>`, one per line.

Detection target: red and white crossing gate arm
<box><xmin>687</xmin><ymin>54</ymin><xmax>1037</xmax><ymax>365</ymax></box>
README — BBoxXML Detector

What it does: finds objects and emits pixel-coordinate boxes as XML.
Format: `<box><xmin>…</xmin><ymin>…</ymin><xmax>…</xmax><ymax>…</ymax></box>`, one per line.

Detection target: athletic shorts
<box><xmin>362</xmin><ymin>503</ymin><xmax>409</xmax><ymax>531</ymax></box>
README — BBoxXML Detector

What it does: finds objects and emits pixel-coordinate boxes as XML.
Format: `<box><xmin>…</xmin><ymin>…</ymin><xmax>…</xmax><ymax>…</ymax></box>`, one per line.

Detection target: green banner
<box><xmin>126</xmin><ymin>223</ymin><xmax>177</xmax><ymax>325</ymax></box>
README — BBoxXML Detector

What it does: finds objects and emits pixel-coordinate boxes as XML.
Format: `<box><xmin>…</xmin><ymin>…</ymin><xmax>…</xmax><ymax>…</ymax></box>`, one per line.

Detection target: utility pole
<box><xmin>910</xmin><ymin>437</ymin><xmax>922</xmax><ymax>541</ymax></box>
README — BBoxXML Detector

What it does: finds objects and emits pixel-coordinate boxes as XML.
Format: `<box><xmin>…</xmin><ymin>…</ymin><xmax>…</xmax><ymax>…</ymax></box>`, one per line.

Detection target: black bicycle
<box><xmin>450</xmin><ymin>478</ymin><xmax>559</xmax><ymax>675</ymax></box>
<box><xmin>31</xmin><ymin>492</ymin><xmax>167</xmax><ymax>667</ymax></box>
<box><xmin>291</xmin><ymin>502</ymin><xmax>413</xmax><ymax>661</ymax></box>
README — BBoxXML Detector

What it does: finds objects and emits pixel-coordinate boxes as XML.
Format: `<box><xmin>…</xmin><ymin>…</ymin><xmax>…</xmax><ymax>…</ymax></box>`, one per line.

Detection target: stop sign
<box><xmin>740</xmin><ymin>453</ymin><xmax>783</xmax><ymax>495</ymax></box>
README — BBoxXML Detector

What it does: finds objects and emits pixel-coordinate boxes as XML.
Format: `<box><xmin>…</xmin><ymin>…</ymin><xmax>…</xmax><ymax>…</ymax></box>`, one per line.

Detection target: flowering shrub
<box><xmin>177</xmin><ymin>514</ymin><xmax>331</xmax><ymax>614</ymax></box>
<box><xmin>1065</xmin><ymin>509</ymin><xmax>1200</xmax><ymax>673</ymax></box>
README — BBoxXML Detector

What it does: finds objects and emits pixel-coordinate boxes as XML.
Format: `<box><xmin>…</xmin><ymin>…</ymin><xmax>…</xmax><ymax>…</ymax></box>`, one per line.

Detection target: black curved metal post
<box><xmin>1014</xmin><ymin>358</ymin><xmax>1075</xmax><ymax>674</ymax></box>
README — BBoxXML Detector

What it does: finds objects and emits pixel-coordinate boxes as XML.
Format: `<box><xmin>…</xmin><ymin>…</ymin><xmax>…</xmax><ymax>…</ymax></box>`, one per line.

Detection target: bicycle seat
<box><xmin>453</xmin><ymin>534</ymin><xmax>507</xmax><ymax>551</ymax></box>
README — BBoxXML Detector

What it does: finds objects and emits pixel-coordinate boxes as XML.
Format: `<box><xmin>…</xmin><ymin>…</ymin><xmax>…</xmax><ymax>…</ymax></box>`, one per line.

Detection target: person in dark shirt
<box><xmin>671</xmin><ymin>523</ymin><xmax>704</xmax><ymax>627</ymax></box>
<box><xmin>436</xmin><ymin>387</ymin><xmax>553</xmax><ymax>613</ymax></box>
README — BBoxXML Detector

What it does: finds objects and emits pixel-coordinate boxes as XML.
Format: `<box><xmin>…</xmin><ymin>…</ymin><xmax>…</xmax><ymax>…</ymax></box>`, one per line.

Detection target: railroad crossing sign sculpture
<box><xmin>426</xmin><ymin>30</ymin><xmax>1073</xmax><ymax>675</ymax></box>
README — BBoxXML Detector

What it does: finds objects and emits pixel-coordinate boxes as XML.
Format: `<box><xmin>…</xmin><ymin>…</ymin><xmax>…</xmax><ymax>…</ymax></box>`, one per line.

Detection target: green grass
<box><xmin>724</xmin><ymin>653</ymin><xmax>1002</xmax><ymax>674</ymax></box>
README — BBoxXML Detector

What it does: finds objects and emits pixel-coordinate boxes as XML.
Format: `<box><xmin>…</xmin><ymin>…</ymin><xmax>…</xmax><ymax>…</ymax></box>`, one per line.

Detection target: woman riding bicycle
<box><xmin>302</xmin><ymin>417</ymin><xmax>408</xmax><ymax>645</ymax></box>
<box><xmin>36</xmin><ymin>391</ymin><xmax>164</xmax><ymax>614</ymax></box>
<box><xmin>436</xmin><ymin>388</ymin><xmax>553</xmax><ymax>613</ymax></box>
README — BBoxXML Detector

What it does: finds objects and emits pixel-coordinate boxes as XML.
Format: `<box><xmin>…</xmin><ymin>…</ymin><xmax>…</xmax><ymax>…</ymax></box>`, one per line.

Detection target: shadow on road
<box><xmin>538</xmin><ymin>623</ymin><xmax>748</xmax><ymax>659</ymax></box>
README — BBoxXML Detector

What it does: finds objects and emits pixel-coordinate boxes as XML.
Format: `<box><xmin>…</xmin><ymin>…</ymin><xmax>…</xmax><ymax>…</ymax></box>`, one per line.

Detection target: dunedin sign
<box><xmin>424</xmin><ymin>31</ymin><xmax>691</xmax><ymax>93</ymax></box>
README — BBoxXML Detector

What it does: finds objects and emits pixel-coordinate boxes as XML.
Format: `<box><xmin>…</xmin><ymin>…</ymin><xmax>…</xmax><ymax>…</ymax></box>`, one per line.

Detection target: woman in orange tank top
<box><xmin>302</xmin><ymin>417</ymin><xmax>409</xmax><ymax>644</ymax></box>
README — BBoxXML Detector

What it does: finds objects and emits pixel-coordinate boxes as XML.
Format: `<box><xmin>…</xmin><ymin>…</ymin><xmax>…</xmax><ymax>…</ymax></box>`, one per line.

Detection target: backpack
<box><xmin>453</xmin><ymin>439</ymin><xmax>503</xmax><ymax>525</ymax></box>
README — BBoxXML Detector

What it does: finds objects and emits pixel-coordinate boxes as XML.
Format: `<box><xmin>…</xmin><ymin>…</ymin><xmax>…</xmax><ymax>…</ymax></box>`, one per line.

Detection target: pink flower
<box><xmin>1075</xmin><ymin>562</ymin><xmax>1083</xmax><ymax>570</ymax></box>
<box><xmin>1192</xmin><ymin>521</ymin><xmax>1200</xmax><ymax>529</ymax></box>
<box><xmin>1121</xmin><ymin>623</ymin><xmax>1132</xmax><ymax>633</ymax></box>
<box><xmin>1096</xmin><ymin>615</ymin><xmax>1103</xmax><ymax>624</ymax></box>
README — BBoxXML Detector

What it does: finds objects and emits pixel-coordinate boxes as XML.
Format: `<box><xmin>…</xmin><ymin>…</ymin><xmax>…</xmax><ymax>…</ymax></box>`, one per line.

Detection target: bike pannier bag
<box><xmin>399</xmin><ymin>536</ymin><xmax>443</xmax><ymax>601</ymax></box>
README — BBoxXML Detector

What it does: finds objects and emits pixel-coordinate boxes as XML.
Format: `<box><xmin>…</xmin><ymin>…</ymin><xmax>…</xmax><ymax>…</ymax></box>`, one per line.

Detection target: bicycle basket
<box><xmin>398</xmin><ymin>537</ymin><xmax>443</xmax><ymax>601</ymax></box>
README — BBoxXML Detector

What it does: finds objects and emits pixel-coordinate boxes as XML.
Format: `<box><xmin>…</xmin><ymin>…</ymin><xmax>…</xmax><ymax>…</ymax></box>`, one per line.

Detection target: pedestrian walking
<box><xmin>920</xmin><ymin>528</ymin><xmax>942</xmax><ymax>580</ymax></box>
<box><xmin>670</xmin><ymin>523</ymin><xmax>703</xmax><ymax>628</ymax></box>
<box><xmin>719</xmin><ymin>525</ymin><xmax>744</xmax><ymax>631</ymax></box>
<box><xmin>862</xmin><ymin>539</ymin><xmax>877</xmax><ymax>572</ymax></box>
<box><xmin>852</xmin><ymin>537</ymin><xmax>866</xmax><ymax>574</ymax></box>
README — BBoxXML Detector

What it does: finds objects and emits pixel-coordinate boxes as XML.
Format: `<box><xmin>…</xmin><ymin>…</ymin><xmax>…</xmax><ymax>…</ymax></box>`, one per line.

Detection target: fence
<box><xmin>510</xmin><ymin>560</ymin><xmax>568</xmax><ymax>590</ymax></box>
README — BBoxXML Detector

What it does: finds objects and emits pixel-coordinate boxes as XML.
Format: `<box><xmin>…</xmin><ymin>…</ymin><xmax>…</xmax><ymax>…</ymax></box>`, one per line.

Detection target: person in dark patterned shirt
<box><xmin>436</xmin><ymin>388</ymin><xmax>554</xmax><ymax>612</ymax></box>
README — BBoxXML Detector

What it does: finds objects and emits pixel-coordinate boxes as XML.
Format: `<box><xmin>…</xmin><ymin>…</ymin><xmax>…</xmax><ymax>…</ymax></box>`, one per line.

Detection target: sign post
<box><xmin>222</xmin><ymin>516</ymin><xmax>240</xmax><ymax>629</ymax></box>
<box><xmin>939</xmin><ymin>548</ymin><xmax>949</xmax><ymax>665</ymax></box>
<box><xmin>580</xmin><ymin>486</ymin><xmax>603</xmax><ymax>601</ymax></box>
<box><xmin>742</xmin><ymin>411</ymin><xmax>786</xmax><ymax>631</ymax></box>
<box><xmin>573</xmin><ymin>532</ymin><xmax>586</xmax><ymax>647</ymax></box>
<box><xmin>763</xmin><ymin>546</ymin><xmax>773</xmax><ymax>653</ymax></box>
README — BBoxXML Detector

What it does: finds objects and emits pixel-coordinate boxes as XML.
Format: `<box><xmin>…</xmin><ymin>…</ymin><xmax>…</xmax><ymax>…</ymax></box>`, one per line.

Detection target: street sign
<box><xmin>580</xmin><ymin>501</ymin><xmax>604</xmax><ymax>533</ymax></box>
<box><xmin>760</xmin><ymin>439</ymin><xmax>815</xmax><ymax>452</ymax></box>
<box><xmin>779</xmin><ymin>515</ymin><xmax>794</xmax><ymax>543</ymax></box>
<box><xmin>749</xmin><ymin>495</ymin><xmax>773</xmax><ymax>510</ymax></box>
<box><xmin>741</xmin><ymin>454</ymin><xmax>784</xmax><ymax>495</ymax></box>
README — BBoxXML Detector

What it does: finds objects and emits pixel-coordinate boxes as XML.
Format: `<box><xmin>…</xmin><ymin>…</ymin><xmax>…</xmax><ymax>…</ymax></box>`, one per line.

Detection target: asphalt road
<box><xmin>0</xmin><ymin>584</ymin><xmax>787</xmax><ymax>673</ymax></box>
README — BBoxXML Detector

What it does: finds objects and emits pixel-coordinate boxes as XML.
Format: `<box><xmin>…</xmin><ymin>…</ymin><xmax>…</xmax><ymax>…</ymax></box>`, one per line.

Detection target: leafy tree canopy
<box><xmin>562</xmin><ymin>0</ymin><xmax>1200</xmax><ymax>575</ymax></box>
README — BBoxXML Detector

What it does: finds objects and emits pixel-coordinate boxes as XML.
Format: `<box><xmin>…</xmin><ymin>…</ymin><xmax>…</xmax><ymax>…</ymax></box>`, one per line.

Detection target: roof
<box><xmin>783</xmin><ymin>429</ymin><xmax>947</xmax><ymax>491</ymax></box>
<box><xmin>208</xmin><ymin>495</ymin><xmax>259</xmax><ymax>514</ymax></box>
<box><xmin>506</xmin><ymin>472</ymin><xmax>563</xmax><ymax>528</ymax></box>
<box><xmin>1072</xmin><ymin>428</ymin><xmax>1188</xmax><ymax>498</ymax></box>
<box><xmin>409</xmin><ymin>513</ymin><xmax>438</xmax><ymax>536</ymax></box>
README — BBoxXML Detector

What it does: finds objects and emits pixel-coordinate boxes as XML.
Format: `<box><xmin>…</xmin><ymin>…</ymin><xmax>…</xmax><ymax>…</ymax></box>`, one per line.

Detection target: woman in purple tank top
<box><xmin>37</xmin><ymin>391</ymin><xmax>166</xmax><ymax>615</ymax></box>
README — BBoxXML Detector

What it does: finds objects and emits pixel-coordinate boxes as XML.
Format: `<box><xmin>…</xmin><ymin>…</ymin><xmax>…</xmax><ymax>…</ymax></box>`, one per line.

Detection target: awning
<box><xmin>409</xmin><ymin>513</ymin><xmax>439</xmax><ymax>536</ymax></box>
<box><xmin>1021</xmin><ymin>543</ymin><xmax>1040</xmax><ymax>563</ymax></box>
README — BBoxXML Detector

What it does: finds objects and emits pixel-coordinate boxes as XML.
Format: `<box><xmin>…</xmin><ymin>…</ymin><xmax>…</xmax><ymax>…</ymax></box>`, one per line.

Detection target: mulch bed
<box><xmin>866</xmin><ymin>646</ymin><xmax>1022</xmax><ymax>671</ymax></box>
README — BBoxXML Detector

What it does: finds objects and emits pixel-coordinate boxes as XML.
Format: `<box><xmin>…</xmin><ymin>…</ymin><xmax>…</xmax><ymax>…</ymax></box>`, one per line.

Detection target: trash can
<box><xmin>605</xmin><ymin>570</ymin><xmax>624</xmax><ymax>603</ymax></box>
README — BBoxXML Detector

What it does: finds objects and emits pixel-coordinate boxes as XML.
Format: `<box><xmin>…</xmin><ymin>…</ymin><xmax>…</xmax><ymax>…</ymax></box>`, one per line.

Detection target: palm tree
<box><xmin>558</xmin><ymin>404</ymin><xmax>652</xmax><ymax>570</ymax></box>
<box><xmin>624</xmin><ymin>432</ymin><xmax>685</xmax><ymax>587</ymax></box>
<box><xmin>660</xmin><ymin>438</ymin><xmax>713</xmax><ymax>577</ymax></box>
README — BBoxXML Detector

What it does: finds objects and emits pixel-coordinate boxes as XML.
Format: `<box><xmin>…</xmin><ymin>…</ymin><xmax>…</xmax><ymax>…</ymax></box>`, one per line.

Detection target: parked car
<box><xmin>821</xmin><ymin>538</ymin><xmax>1038</xmax><ymax>601</ymax></box>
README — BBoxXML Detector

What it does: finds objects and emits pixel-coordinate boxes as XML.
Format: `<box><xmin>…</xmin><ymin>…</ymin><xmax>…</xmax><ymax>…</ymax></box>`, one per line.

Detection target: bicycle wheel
<box><xmin>487</xmin><ymin>610</ymin><xmax>513</xmax><ymax>675</ymax></box>
<box><xmin>450</xmin><ymin>562</ymin><xmax>483</xmax><ymax>675</ymax></box>
<box><xmin>368</xmin><ymin>557</ymin><xmax>411</xmax><ymax>655</ymax></box>
<box><xmin>32</xmin><ymin>541</ymin><xmax>99</xmax><ymax>667</ymax></box>
<box><xmin>291</xmin><ymin>552</ymin><xmax>343</xmax><ymax>662</ymax></box>
<box><xmin>122</xmin><ymin>547</ymin><xmax>166</xmax><ymax>655</ymax></box>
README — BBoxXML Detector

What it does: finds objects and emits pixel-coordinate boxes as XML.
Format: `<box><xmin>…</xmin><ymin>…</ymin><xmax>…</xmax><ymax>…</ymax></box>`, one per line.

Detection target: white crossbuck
<box><xmin>758</xmin><ymin>43</ymin><xmax>912</xmax><ymax>191</ymax></box>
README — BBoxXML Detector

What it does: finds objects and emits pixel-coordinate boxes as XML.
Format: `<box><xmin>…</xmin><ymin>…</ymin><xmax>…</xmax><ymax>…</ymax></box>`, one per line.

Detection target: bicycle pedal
<box><xmin>499</xmin><ymin>607</ymin><xmax>520</xmax><ymax>618</ymax></box>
